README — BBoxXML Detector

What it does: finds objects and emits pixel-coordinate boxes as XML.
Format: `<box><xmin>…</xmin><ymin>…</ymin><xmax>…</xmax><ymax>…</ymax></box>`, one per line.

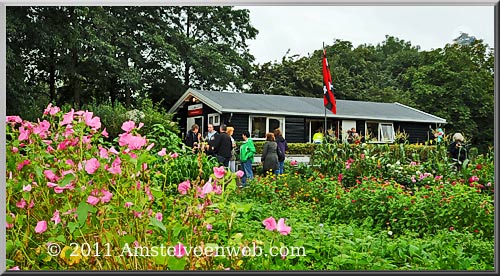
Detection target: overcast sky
<box><xmin>239</xmin><ymin>5</ymin><xmax>495</xmax><ymax>64</ymax></box>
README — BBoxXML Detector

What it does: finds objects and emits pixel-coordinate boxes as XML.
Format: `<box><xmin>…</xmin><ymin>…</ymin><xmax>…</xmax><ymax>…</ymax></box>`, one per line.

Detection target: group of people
<box><xmin>183</xmin><ymin>123</ymin><xmax>288</xmax><ymax>187</ymax></box>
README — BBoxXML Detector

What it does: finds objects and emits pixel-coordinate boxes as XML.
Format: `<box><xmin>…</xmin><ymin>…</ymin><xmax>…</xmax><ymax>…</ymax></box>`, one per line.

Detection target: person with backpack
<box><xmin>273</xmin><ymin>128</ymin><xmax>288</xmax><ymax>175</ymax></box>
<box><xmin>240</xmin><ymin>130</ymin><xmax>256</xmax><ymax>187</ymax></box>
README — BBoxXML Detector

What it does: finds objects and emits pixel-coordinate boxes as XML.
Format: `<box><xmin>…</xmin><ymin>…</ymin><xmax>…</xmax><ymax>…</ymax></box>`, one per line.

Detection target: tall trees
<box><xmin>6</xmin><ymin>6</ymin><xmax>257</xmax><ymax>116</ymax></box>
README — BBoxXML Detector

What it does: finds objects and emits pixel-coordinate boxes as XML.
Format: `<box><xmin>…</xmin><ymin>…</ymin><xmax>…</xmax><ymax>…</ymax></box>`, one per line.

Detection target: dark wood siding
<box><xmin>225</xmin><ymin>113</ymin><xmax>249</xmax><ymax>142</ymax></box>
<box><xmin>394</xmin><ymin>122</ymin><xmax>434</xmax><ymax>144</ymax></box>
<box><xmin>285</xmin><ymin>117</ymin><xmax>306</xmax><ymax>143</ymax></box>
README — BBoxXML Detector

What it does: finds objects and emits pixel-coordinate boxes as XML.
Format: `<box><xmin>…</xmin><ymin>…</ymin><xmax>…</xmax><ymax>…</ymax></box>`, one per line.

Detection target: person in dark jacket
<box><xmin>212</xmin><ymin>124</ymin><xmax>233</xmax><ymax>167</ymax></box>
<box><xmin>262</xmin><ymin>132</ymin><xmax>279</xmax><ymax>176</ymax></box>
<box><xmin>184</xmin><ymin>124</ymin><xmax>201</xmax><ymax>153</ymax></box>
<box><xmin>273</xmin><ymin>128</ymin><xmax>288</xmax><ymax>175</ymax></box>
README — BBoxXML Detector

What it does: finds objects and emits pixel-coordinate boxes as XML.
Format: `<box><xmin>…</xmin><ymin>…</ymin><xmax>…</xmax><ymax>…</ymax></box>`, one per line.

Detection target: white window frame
<box><xmin>365</xmin><ymin>121</ymin><xmax>395</xmax><ymax>143</ymax></box>
<box><xmin>249</xmin><ymin>115</ymin><xmax>285</xmax><ymax>140</ymax></box>
<box><xmin>208</xmin><ymin>113</ymin><xmax>220</xmax><ymax>126</ymax></box>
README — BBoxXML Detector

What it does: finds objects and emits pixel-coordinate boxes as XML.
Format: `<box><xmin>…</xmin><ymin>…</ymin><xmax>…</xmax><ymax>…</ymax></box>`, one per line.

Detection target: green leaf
<box><xmin>76</xmin><ymin>202</ymin><xmax>95</xmax><ymax>226</ymax></box>
<box><xmin>55</xmin><ymin>235</ymin><xmax>66</xmax><ymax>243</ymax></box>
<box><xmin>172</xmin><ymin>224</ymin><xmax>183</xmax><ymax>238</ymax></box>
<box><xmin>119</xmin><ymin>235</ymin><xmax>136</xmax><ymax>248</ymax></box>
<box><xmin>59</xmin><ymin>173</ymin><xmax>76</xmax><ymax>187</ymax></box>
<box><xmin>236</xmin><ymin>203</ymin><xmax>253</xmax><ymax>213</ymax></box>
<box><xmin>154</xmin><ymin>253</ymin><xmax>168</xmax><ymax>266</ymax></box>
<box><xmin>67</xmin><ymin>222</ymin><xmax>78</xmax><ymax>234</ymax></box>
<box><xmin>6</xmin><ymin>240</ymin><xmax>15</xmax><ymax>255</ymax></box>
<box><xmin>168</xmin><ymin>256</ymin><xmax>187</xmax><ymax>270</ymax></box>
<box><xmin>150</xmin><ymin>217</ymin><xmax>166</xmax><ymax>233</ymax></box>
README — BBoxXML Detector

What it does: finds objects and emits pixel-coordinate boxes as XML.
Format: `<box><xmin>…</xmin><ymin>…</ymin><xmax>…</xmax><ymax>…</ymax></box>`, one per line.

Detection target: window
<box><xmin>208</xmin><ymin>113</ymin><xmax>220</xmax><ymax>126</ymax></box>
<box><xmin>365</xmin><ymin>122</ymin><xmax>395</xmax><ymax>143</ymax></box>
<box><xmin>250</xmin><ymin>116</ymin><xmax>285</xmax><ymax>140</ymax></box>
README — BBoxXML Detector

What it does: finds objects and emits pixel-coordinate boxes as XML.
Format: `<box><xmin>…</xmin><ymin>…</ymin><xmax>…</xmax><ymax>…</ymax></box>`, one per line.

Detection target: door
<box><xmin>186</xmin><ymin>116</ymin><xmax>203</xmax><ymax>135</ymax></box>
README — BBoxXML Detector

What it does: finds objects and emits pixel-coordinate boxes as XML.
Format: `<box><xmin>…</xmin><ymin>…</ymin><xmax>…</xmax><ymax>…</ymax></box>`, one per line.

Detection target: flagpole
<box><xmin>323</xmin><ymin>42</ymin><xmax>327</xmax><ymax>137</ymax></box>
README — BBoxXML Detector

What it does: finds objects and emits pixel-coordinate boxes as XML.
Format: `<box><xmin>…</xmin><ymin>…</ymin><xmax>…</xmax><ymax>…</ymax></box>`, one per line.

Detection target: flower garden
<box><xmin>5</xmin><ymin>105</ymin><xmax>495</xmax><ymax>270</ymax></box>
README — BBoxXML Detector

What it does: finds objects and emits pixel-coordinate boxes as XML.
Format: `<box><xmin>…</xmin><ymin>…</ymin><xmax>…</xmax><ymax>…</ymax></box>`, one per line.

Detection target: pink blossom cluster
<box><xmin>262</xmin><ymin>217</ymin><xmax>291</xmax><ymax>235</ymax></box>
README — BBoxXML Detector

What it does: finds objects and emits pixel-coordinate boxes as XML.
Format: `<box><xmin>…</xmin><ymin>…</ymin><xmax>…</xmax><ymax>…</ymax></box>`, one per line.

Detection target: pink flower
<box><xmin>54</xmin><ymin>186</ymin><xmax>65</xmax><ymax>194</ymax></box>
<box><xmin>84</xmin><ymin>112</ymin><xmax>101</xmax><ymax>130</ymax></box>
<box><xmin>23</xmin><ymin>184</ymin><xmax>32</xmax><ymax>192</ymax></box>
<box><xmin>6</xmin><ymin>213</ymin><xmax>15</xmax><ymax>229</ymax></box>
<box><xmin>236</xmin><ymin>170</ymin><xmax>244</xmax><ymax>178</ymax></box>
<box><xmin>178</xmin><ymin>180</ymin><xmax>191</xmax><ymax>195</ymax></box>
<box><xmin>47</xmin><ymin>182</ymin><xmax>57</xmax><ymax>188</ymax></box>
<box><xmin>469</xmin><ymin>176</ymin><xmax>480</xmax><ymax>183</ymax></box>
<box><xmin>155</xmin><ymin>212</ymin><xmax>163</xmax><ymax>222</ymax></box>
<box><xmin>290</xmin><ymin>160</ymin><xmax>298</xmax><ymax>166</ymax></box>
<box><xmin>87</xmin><ymin>195</ymin><xmax>100</xmax><ymax>206</ymax></box>
<box><xmin>109</xmin><ymin>146</ymin><xmax>119</xmax><ymax>155</ymax></box>
<box><xmin>12</xmin><ymin>147</ymin><xmax>19</xmax><ymax>153</ymax></box>
<box><xmin>28</xmin><ymin>200</ymin><xmax>35</xmax><ymax>209</ymax></box>
<box><xmin>158</xmin><ymin>148</ymin><xmax>166</xmax><ymax>156</ymax></box>
<box><xmin>121</xmin><ymin>121</ymin><xmax>136</xmax><ymax>132</ymax></box>
<box><xmin>338</xmin><ymin>173</ymin><xmax>343</xmax><ymax>182</ymax></box>
<box><xmin>202</xmin><ymin>179</ymin><xmax>214</xmax><ymax>195</ymax></box>
<box><xmin>17</xmin><ymin>159</ymin><xmax>31</xmax><ymax>171</ymax></box>
<box><xmin>277</xmin><ymin>218</ymin><xmax>291</xmax><ymax>235</ymax></box>
<box><xmin>281</xmin><ymin>251</ymin><xmax>287</xmax><ymax>260</ymax></box>
<box><xmin>35</xmin><ymin>220</ymin><xmax>47</xmax><ymax>234</ymax></box>
<box><xmin>60</xmin><ymin>109</ymin><xmax>75</xmax><ymax>126</ymax></box>
<box><xmin>51</xmin><ymin>210</ymin><xmax>61</xmax><ymax>225</ymax></box>
<box><xmin>360</xmin><ymin>154</ymin><xmax>365</xmax><ymax>159</ymax></box>
<box><xmin>100</xmin><ymin>190</ymin><xmax>113</xmax><ymax>203</ymax></box>
<box><xmin>85</xmin><ymin>158</ymin><xmax>100</xmax><ymax>174</ymax></box>
<box><xmin>118</xmin><ymin>132</ymin><xmax>147</xmax><ymax>150</ymax></box>
<box><xmin>174</xmin><ymin>243</ymin><xmax>187</xmax><ymax>258</ymax></box>
<box><xmin>101</xmin><ymin>128</ymin><xmax>109</xmax><ymax>138</ymax></box>
<box><xmin>213</xmin><ymin>166</ymin><xmax>225</xmax><ymax>179</ymax></box>
<box><xmin>206</xmin><ymin>224</ymin><xmax>213</xmax><ymax>231</ymax></box>
<box><xmin>124</xmin><ymin>202</ymin><xmax>133</xmax><ymax>208</ymax></box>
<box><xmin>133</xmin><ymin>211</ymin><xmax>143</xmax><ymax>218</ymax></box>
<box><xmin>262</xmin><ymin>217</ymin><xmax>277</xmax><ymax>231</ymax></box>
<box><xmin>146</xmin><ymin>143</ymin><xmax>155</xmax><ymax>151</ymax></box>
<box><xmin>435</xmin><ymin>175</ymin><xmax>443</xmax><ymax>180</ymax></box>
<box><xmin>99</xmin><ymin>146</ymin><xmax>109</xmax><ymax>159</ymax></box>
<box><xmin>170</xmin><ymin>152</ymin><xmax>179</xmax><ymax>158</ymax></box>
<box><xmin>8</xmin><ymin>266</ymin><xmax>20</xmax><ymax>270</ymax></box>
<box><xmin>44</xmin><ymin>170</ymin><xmax>58</xmax><ymax>182</ymax></box>
<box><xmin>213</xmin><ymin>184</ymin><xmax>222</xmax><ymax>195</ymax></box>
<box><xmin>6</xmin><ymin>115</ymin><xmax>22</xmax><ymax>124</ymax></box>
<box><xmin>16</xmin><ymin>198</ymin><xmax>27</xmax><ymax>209</ymax></box>
<box><xmin>107</xmin><ymin>157</ymin><xmax>122</xmax><ymax>175</ymax></box>
<box><xmin>18</xmin><ymin>126</ymin><xmax>30</xmax><ymax>141</ymax></box>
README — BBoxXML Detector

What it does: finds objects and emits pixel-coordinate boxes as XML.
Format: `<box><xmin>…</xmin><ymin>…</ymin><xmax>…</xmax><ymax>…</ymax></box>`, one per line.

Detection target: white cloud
<box><xmin>241</xmin><ymin>6</ymin><xmax>494</xmax><ymax>64</ymax></box>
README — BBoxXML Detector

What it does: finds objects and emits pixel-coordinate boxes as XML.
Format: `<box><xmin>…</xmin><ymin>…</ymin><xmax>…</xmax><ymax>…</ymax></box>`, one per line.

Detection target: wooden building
<box><xmin>168</xmin><ymin>89</ymin><xmax>447</xmax><ymax>144</ymax></box>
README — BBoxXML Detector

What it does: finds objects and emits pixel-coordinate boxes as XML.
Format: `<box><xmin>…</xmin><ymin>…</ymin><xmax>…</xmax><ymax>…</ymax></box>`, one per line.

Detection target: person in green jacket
<box><xmin>240</xmin><ymin>130</ymin><xmax>256</xmax><ymax>187</ymax></box>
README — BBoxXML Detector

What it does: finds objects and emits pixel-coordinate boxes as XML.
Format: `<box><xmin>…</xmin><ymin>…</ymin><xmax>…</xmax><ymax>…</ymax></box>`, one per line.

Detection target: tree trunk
<box><xmin>71</xmin><ymin>45</ymin><xmax>80</xmax><ymax>109</ymax></box>
<box><xmin>183</xmin><ymin>9</ymin><xmax>191</xmax><ymax>86</ymax></box>
<box><xmin>49</xmin><ymin>48</ymin><xmax>56</xmax><ymax>103</ymax></box>
<box><xmin>110</xmin><ymin>75</ymin><xmax>117</xmax><ymax>108</ymax></box>
<box><xmin>125</xmin><ymin>86</ymin><xmax>131</xmax><ymax>107</ymax></box>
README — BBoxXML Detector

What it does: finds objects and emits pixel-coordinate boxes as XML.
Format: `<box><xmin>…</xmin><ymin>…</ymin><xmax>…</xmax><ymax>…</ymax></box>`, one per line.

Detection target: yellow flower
<box><xmin>59</xmin><ymin>245</ymin><xmax>88</xmax><ymax>266</ymax></box>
